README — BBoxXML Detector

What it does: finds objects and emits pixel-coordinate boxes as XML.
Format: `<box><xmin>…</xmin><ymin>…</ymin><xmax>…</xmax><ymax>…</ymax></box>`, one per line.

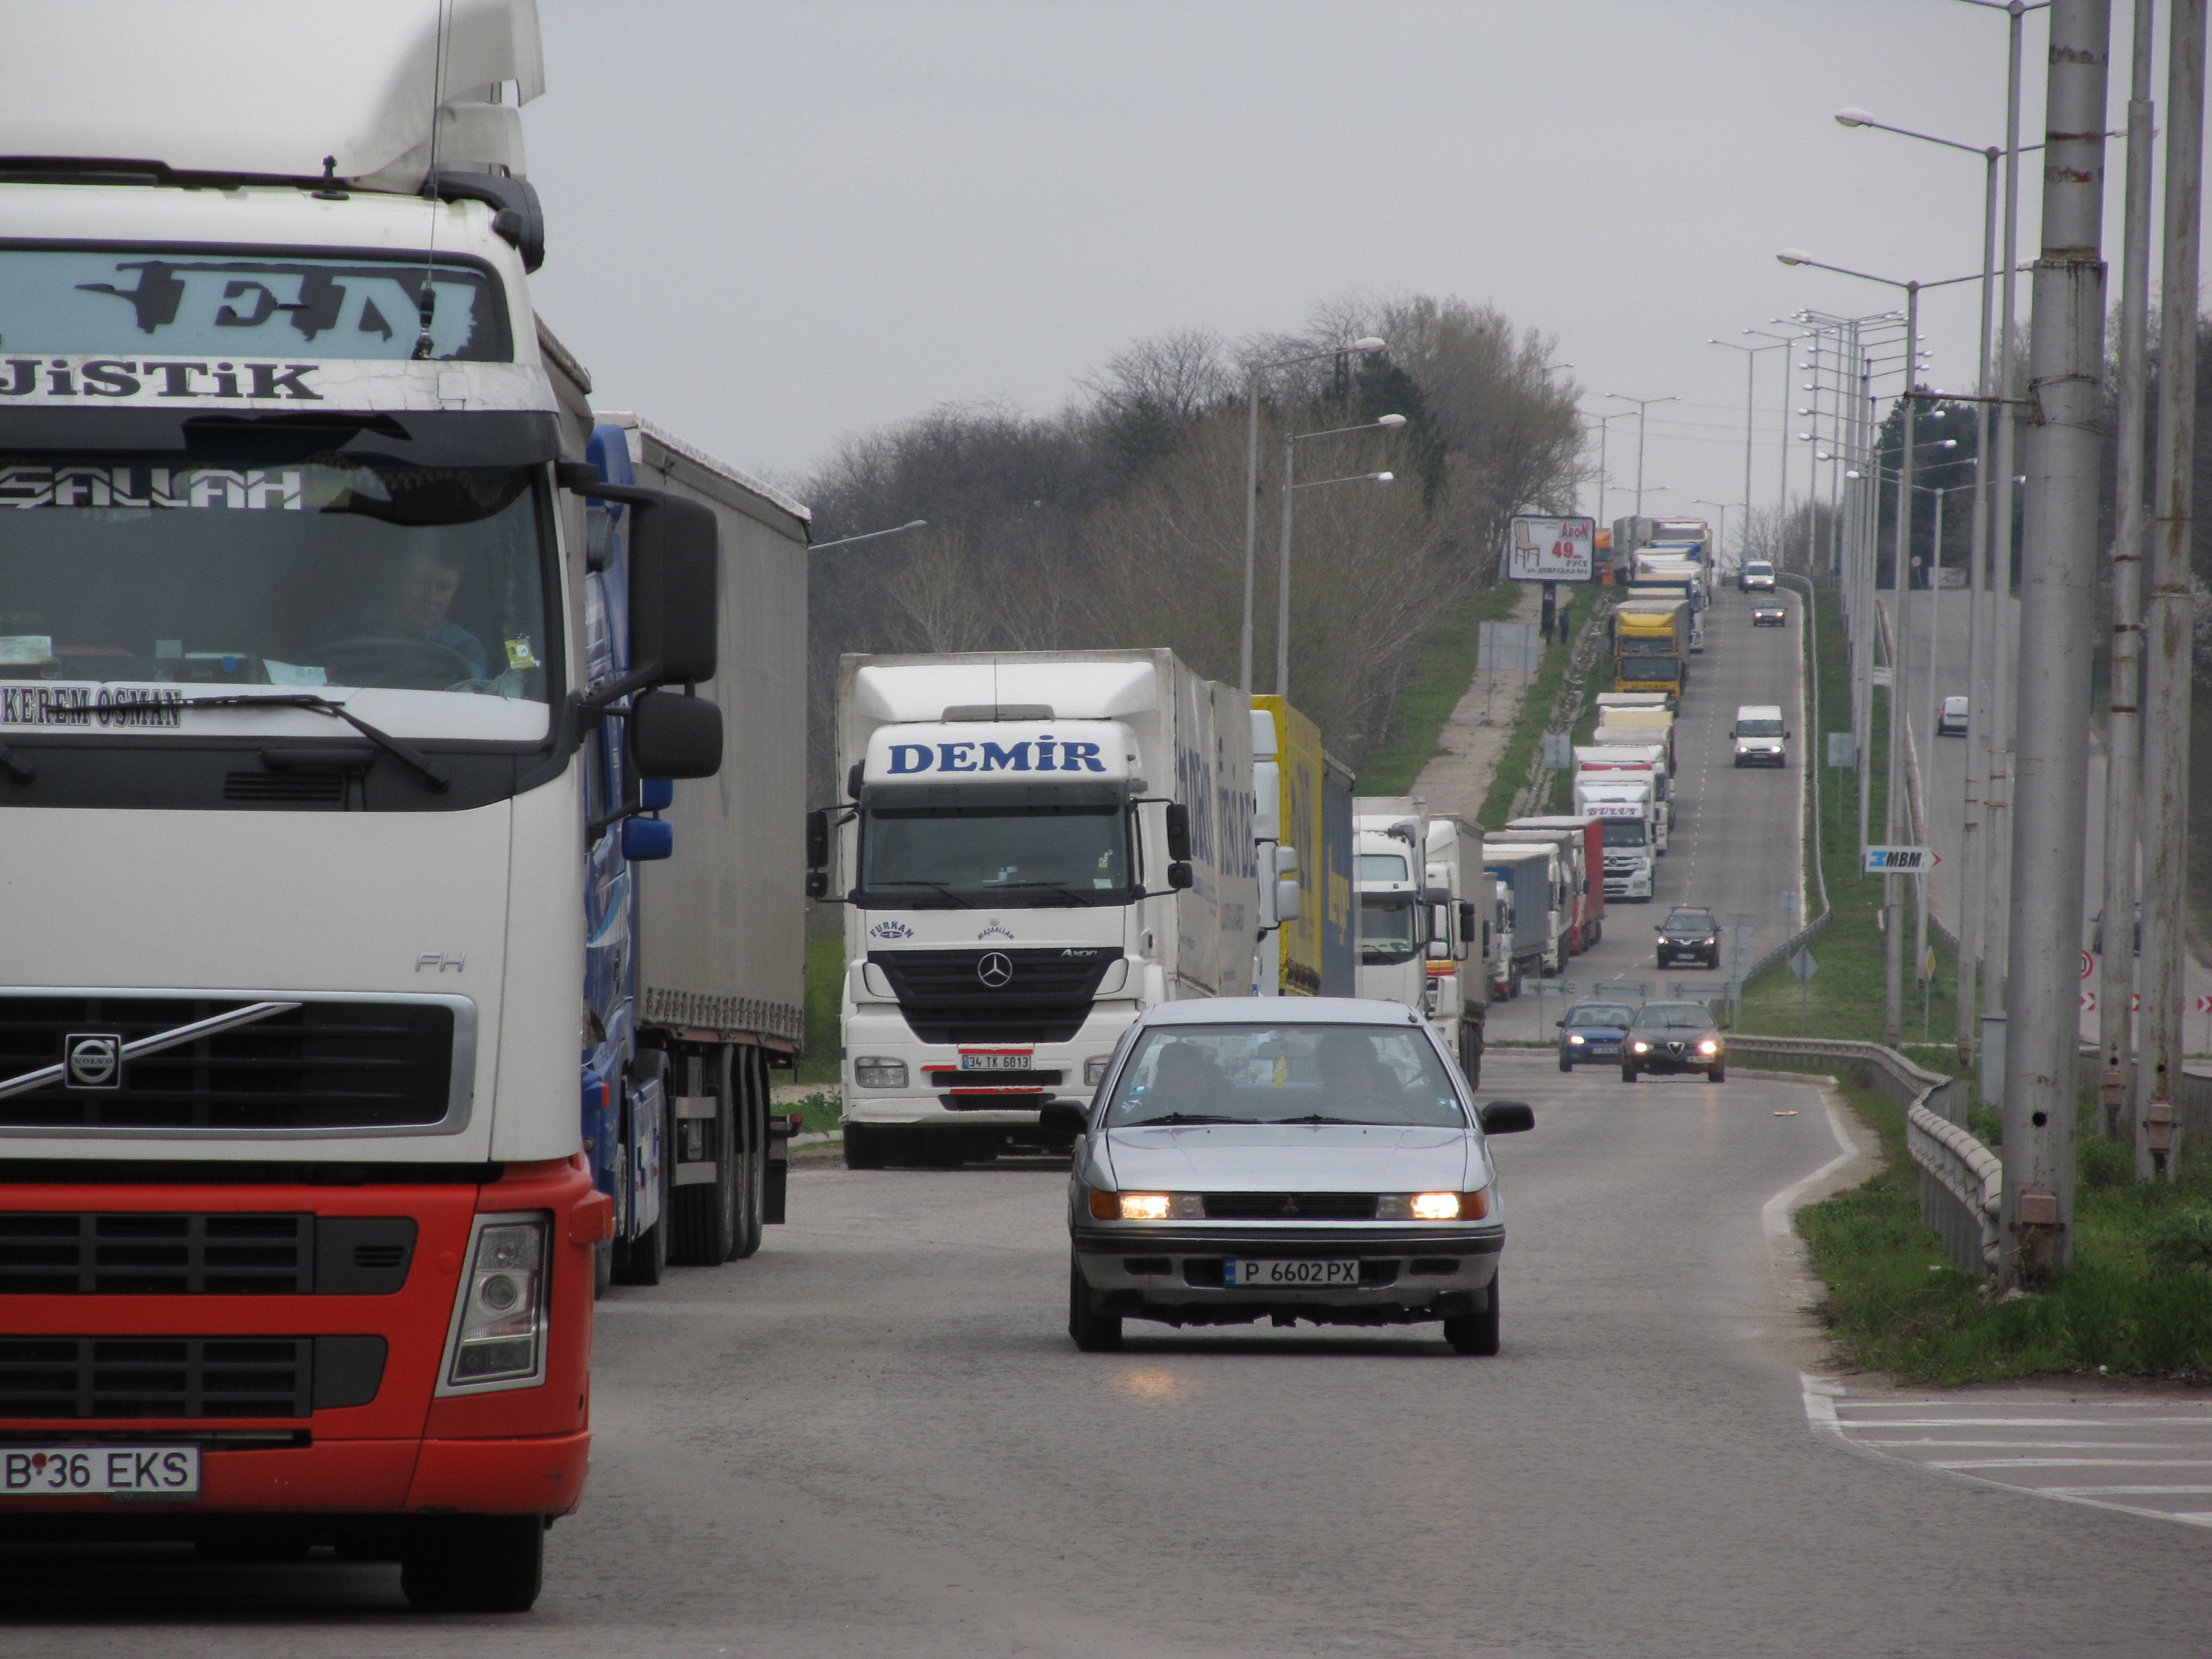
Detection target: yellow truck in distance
<box><xmin>1613</xmin><ymin>599</ymin><xmax>1692</xmax><ymax>695</ymax></box>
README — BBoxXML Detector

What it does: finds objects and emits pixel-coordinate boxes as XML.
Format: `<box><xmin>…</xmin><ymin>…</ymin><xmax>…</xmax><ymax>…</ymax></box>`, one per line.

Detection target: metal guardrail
<box><xmin>1729</xmin><ymin>1033</ymin><xmax>1995</xmax><ymax>1276</ymax></box>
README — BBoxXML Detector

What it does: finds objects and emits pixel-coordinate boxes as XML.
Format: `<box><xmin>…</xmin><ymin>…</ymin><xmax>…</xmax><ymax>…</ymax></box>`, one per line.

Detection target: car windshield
<box><xmin>858</xmin><ymin>797</ymin><xmax>1130</xmax><ymax>906</ymax></box>
<box><xmin>1104</xmin><ymin>1024</ymin><xmax>1466</xmax><ymax>1128</ymax></box>
<box><xmin>1634</xmin><ymin>1003</ymin><xmax>1713</xmax><ymax>1030</ymax></box>
<box><xmin>1738</xmin><ymin>718</ymin><xmax>1784</xmax><ymax>737</ymax></box>
<box><xmin>0</xmin><ymin>446</ymin><xmax>551</xmax><ymax>702</ymax></box>
<box><xmin>1565</xmin><ymin>1004</ymin><xmax>1633</xmax><ymax>1027</ymax></box>
<box><xmin>1664</xmin><ymin>910</ymin><xmax>1713</xmax><ymax>931</ymax></box>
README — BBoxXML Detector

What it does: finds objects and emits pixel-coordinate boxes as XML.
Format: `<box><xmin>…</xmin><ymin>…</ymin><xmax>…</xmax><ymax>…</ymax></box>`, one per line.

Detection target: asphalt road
<box><xmin>1485</xmin><ymin>584</ymin><xmax>1811</xmax><ymax>1044</ymax></box>
<box><xmin>10</xmin><ymin>1056</ymin><xmax>2210</xmax><ymax>1655</ymax></box>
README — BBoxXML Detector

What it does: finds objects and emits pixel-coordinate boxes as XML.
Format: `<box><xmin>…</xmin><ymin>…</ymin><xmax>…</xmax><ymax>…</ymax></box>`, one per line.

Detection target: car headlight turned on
<box><xmin>1084</xmin><ymin>1055</ymin><xmax>1112</xmax><ymax>1086</ymax></box>
<box><xmin>440</xmin><ymin>1214</ymin><xmax>548</xmax><ymax>1393</ymax></box>
<box><xmin>1376</xmin><ymin>1191</ymin><xmax>1492</xmax><ymax>1221</ymax></box>
<box><xmin>1567</xmin><ymin>1033</ymin><xmax>1585</xmax><ymax>1046</ymax></box>
<box><xmin>854</xmin><ymin>1057</ymin><xmax>907</xmax><ymax>1088</ymax></box>
<box><xmin>1697</xmin><ymin>1039</ymin><xmax>1720</xmax><ymax>1056</ymax></box>
<box><xmin>1632</xmin><ymin>1040</ymin><xmax>1650</xmax><ymax>1053</ymax></box>
<box><xmin>1088</xmin><ymin>1190</ymin><xmax>1203</xmax><ymax>1221</ymax></box>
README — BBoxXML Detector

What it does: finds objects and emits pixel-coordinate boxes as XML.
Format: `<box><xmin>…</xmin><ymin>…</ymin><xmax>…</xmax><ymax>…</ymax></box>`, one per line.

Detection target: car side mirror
<box><xmin>1480</xmin><ymin>1101</ymin><xmax>1536</xmax><ymax>1135</ymax></box>
<box><xmin>1038</xmin><ymin>1099</ymin><xmax>1090</xmax><ymax>1138</ymax></box>
<box><xmin>1164</xmin><ymin>802</ymin><xmax>1192</xmax><ymax>862</ymax></box>
<box><xmin>628</xmin><ymin>690</ymin><xmax>723</xmax><ymax>778</ymax></box>
<box><xmin>629</xmin><ymin>495</ymin><xmax>720</xmax><ymax>687</ymax></box>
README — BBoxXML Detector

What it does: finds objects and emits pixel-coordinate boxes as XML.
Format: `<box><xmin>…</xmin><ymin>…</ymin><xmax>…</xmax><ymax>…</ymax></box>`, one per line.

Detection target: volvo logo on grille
<box><xmin>63</xmin><ymin>1034</ymin><xmax>123</xmax><ymax>1090</ymax></box>
<box><xmin>976</xmin><ymin>952</ymin><xmax>1014</xmax><ymax>989</ymax></box>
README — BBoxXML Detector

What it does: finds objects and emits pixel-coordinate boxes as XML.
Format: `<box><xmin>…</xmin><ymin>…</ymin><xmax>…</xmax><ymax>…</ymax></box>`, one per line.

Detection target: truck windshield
<box><xmin>0</xmin><ymin>447</ymin><xmax>551</xmax><ymax>704</ymax></box>
<box><xmin>859</xmin><ymin>800</ymin><xmax>1130</xmax><ymax>906</ymax></box>
<box><xmin>1599</xmin><ymin>818</ymin><xmax>1647</xmax><ymax>847</ymax></box>
<box><xmin>1359</xmin><ymin>894</ymin><xmax>1421</xmax><ymax>964</ymax></box>
<box><xmin>1617</xmin><ymin>657</ymin><xmax>1680</xmax><ymax>683</ymax></box>
<box><xmin>1357</xmin><ymin>852</ymin><xmax>1410</xmax><ymax>882</ymax></box>
<box><xmin>1104</xmin><ymin>1023</ymin><xmax>1465</xmax><ymax>1128</ymax></box>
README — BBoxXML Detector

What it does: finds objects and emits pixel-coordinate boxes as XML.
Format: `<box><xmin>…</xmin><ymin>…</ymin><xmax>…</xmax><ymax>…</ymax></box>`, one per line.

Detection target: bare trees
<box><xmin>800</xmin><ymin>291</ymin><xmax>1582</xmax><ymax>797</ymax></box>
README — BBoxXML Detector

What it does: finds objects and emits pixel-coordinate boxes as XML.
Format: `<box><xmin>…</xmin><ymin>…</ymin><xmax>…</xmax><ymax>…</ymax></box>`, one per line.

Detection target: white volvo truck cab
<box><xmin>1353</xmin><ymin>800</ymin><xmax>1432</xmax><ymax>1012</ymax></box>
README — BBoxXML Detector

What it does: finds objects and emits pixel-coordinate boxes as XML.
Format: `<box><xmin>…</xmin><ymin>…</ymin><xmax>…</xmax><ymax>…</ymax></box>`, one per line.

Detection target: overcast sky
<box><xmin>525</xmin><ymin>0</ymin><xmax>2184</xmax><ymax>540</ymax></box>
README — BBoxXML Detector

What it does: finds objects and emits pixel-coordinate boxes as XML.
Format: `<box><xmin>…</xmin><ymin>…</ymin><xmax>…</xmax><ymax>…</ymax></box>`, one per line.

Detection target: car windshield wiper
<box><xmin>870</xmin><ymin>880</ymin><xmax>976</xmax><ymax>908</ymax></box>
<box><xmin>1270</xmin><ymin>1114</ymin><xmax>1368</xmax><ymax>1125</ymax></box>
<box><xmin>1121</xmin><ymin>1111</ymin><xmax>1238</xmax><ymax>1126</ymax></box>
<box><xmin>182</xmin><ymin>693</ymin><xmax>449</xmax><ymax>793</ymax></box>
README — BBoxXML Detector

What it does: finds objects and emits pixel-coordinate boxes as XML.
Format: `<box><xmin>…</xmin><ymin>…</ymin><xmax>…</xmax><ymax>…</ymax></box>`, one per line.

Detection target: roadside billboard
<box><xmin>1507</xmin><ymin>515</ymin><xmax>1599</xmax><ymax>583</ymax></box>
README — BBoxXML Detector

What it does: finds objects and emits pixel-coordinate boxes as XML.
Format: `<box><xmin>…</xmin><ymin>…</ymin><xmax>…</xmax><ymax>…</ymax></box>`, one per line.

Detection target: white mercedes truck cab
<box><xmin>821</xmin><ymin>650</ymin><xmax>1255</xmax><ymax>1166</ymax></box>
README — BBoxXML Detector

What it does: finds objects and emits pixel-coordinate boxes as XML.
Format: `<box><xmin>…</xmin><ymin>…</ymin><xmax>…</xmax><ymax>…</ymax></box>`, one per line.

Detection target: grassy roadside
<box><xmin>1473</xmin><ymin>590</ymin><xmax>1617</xmax><ymax>828</ymax></box>
<box><xmin>1782</xmin><ymin>1068</ymin><xmax>2212</xmax><ymax>1382</ymax></box>
<box><xmin>1735</xmin><ymin>581</ymin><xmax>1961</xmax><ymax>1042</ymax></box>
<box><xmin>797</xmin><ymin>933</ymin><xmax>844</xmax><ymax>1086</ymax></box>
<box><xmin>1358</xmin><ymin>581</ymin><xmax>1525</xmax><ymax>796</ymax></box>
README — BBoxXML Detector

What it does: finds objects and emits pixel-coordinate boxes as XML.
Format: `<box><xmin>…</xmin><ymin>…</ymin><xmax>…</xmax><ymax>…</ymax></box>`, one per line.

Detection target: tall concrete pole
<box><xmin>2001</xmin><ymin>0</ymin><xmax>2109</xmax><ymax>1286</ymax></box>
<box><xmin>1240</xmin><ymin>380</ymin><xmax>1262</xmax><ymax>695</ymax></box>
<box><xmin>1959</xmin><ymin>148</ymin><xmax>2001</xmax><ymax>1064</ymax></box>
<box><xmin>1982</xmin><ymin>0</ymin><xmax>2031</xmax><ymax>1088</ymax></box>
<box><xmin>2138</xmin><ymin>0</ymin><xmax>2207</xmax><ymax>1181</ymax></box>
<box><xmin>1858</xmin><ymin>346</ymin><xmax>1877</xmax><ymax>865</ymax></box>
<box><xmin>1885</xmin><ymin>284</ymin><xmax>1921</xmax><ymax>1046</ymax></box>
<box><xmin>2098</xmin><ymin>0</ymin><xmax>2155</xmax><ymax>1108</ymax></box>
<box><xmin>1275</xmin><ymin>430</ymin><xmax>1296</xmax><ymax>698</ymax></box>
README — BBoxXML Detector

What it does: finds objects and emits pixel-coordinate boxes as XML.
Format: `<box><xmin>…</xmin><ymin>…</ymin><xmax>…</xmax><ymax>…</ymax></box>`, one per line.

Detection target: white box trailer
<box><xmin>824</xmin><ymin>648</ymin><xmax>1256</xmax><ymax>1165</ymax></box>
<box><xmin>1422</xmin><ymin>814</ymin><xmax>1490</xmax><ymax>1086</ymax></box>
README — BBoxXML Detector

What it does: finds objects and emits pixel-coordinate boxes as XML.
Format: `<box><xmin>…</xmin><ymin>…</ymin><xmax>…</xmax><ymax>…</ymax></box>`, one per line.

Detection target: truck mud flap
<box><xmin>765</xmin><ymin>1111</ymin><xmax>799</xmax><ymax>1225</ymax></box>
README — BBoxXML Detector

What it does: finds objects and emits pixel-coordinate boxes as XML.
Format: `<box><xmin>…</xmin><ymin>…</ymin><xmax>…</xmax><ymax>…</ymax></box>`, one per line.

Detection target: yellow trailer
<box><xmin>1613</xmin><ymin>599</ymin><xmax>1690</xmax><ymax>694</ymax></box>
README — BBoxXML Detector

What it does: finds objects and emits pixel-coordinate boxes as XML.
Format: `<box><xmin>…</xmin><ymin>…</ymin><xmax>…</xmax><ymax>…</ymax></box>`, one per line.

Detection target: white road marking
<box><xmin>1804</xmin><ymin>1385</ymin><xmax>2212</xmax><ymax>1530</ymax></box>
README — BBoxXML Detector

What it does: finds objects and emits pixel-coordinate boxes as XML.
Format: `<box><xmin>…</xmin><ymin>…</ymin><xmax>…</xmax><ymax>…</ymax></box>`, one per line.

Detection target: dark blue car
<box><xmin>1558</xmin><ymin>1002</ymin><xmax>1635</xmax><ymax>1072</ymax></box>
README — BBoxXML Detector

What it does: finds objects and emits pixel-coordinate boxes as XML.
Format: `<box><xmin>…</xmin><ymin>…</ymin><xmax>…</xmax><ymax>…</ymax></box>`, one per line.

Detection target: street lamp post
<box><xmin>1240</xmin><ymin>338</ymin><xmax>1386</xmax><ymax>695</ymax></box>
<box><xmin>1276</xmin><ymin>414</ymin><xmax>1406</xmax><ymax>698</ymax></box>
<box><xmin>1708</xmin><ymin>339</ymin><xmax>1785</xmax><ymax>568</ymax></box>
<box><xmin>1693</xmin><ymin>500</ymin><xmax>1734</xmax><ymax>570</ymax></box>
<box><xmin>1604</xmin><ymin>393</ymin><xmax>1677</xmax><ymax>519</ymax></box>
<box><xmin>1781</xmin><ymin>252</ymin><xmax>1987</xmax><ymax>1042</ymax></box>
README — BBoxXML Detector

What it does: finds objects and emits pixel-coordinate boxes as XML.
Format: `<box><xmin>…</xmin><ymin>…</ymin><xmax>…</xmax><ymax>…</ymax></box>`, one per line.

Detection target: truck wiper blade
<box><xmin>870</xmin><ymin>880</ymin><xmax>976</xmax><ymax>907</ymax></box>
<box><xmin>183</xmin><ymin>693</ymin><xmax>450</xmax><ymax>793</ymax></box>
<box><xmin>993</xmin><ymin>881</ymin><xmax>1100</xmax><ymax>906</ymax></box>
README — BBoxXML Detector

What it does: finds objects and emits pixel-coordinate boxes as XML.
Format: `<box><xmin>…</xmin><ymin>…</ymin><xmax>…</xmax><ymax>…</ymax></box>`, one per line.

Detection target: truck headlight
<box><xmin>1084</xmin><ymin>1055</ymin><xmax>1113</xmax><ymax>1086</ymax></box>
<box><xmin>854</xmin><ymin>1057</ymin><xmax>907</xmax><ymax>1088</ymax></box>
<box><xmin>440</xmin><ymin>1214</ymin><xmax>548</xmax><ymax>1393</ymax></box>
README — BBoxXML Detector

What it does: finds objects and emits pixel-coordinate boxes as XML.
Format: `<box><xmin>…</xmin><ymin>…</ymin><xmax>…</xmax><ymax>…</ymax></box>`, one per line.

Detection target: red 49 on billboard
<box><xmin>1506</xmin><ymin>514</ymin><xmax>1598</xmax><ymax>582</ymax></box>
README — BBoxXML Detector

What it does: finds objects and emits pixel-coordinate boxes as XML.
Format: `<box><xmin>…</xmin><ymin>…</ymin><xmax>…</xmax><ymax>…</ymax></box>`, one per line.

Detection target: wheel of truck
<box><xmin>1442</xmin><ymin>1272</ymin><xmax>1500</xmax><ymax>1356</ymax></box>
<box><xmin>1461</xmin><ymin>1030</ymin><xmax>1483</xmax><ymax>1091</ymax></box>
<box><xmin>921</xmin><ymin>1131</ymin><xmax>968</xmax><ymax>1169</ymax></box>
<box><xmin>612</xmin><ymin>1058</ymin><xmax>672</xmax><ymax>1286</ymax></box>
<box><xmin>1507</xmin><ymin>965</ymin><xmax>1523</xmax><ymax>999</ymax></box>
<box><xmin>733</xmin><ymin>1048</ymin><xmax>767</xmax><ymax>1260</ymax></box>
<box><xmin>400</xmin><ymin>1515</ymin><xmax>545</xmax><ymax>1613</ymax></box>
<box><xmin>843</xmin><ymin>1122</ymin><xmax>885</xmax><ymax>1170</ymax></box>
<box><xmin>1068</xmin><ymin>1257</ymin><xmax>1122</xmax><ymax>1352</ymax></box>
<box><xmin>668</xmin><ymin>1046</ymin><xmax>736</xmax><ymax>1266</ymax></box>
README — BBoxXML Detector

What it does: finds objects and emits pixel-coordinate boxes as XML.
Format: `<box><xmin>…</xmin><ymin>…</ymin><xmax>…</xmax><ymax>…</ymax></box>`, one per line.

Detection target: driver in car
<box><xmin>382</xmin><ymin>546</ymin><xmax>488</xmax><ymax>679</ymax></box>
<box><xmin>1141</xmin><ymin>1042</ymin><xmax>1227</xmax><ymax>1115</ymax></box>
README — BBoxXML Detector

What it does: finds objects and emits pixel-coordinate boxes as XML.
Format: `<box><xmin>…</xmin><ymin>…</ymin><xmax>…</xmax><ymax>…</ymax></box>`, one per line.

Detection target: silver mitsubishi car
<box><xmin>1051</xmin><ymin>998</ymin><xmax>1533</xmax><ymax>1356</ymax></box>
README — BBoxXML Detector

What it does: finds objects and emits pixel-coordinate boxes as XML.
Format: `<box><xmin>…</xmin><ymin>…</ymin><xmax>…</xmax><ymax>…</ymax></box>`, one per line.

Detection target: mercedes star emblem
<box><xmin>976</xmin><ymin>952</ymin><xmax>1014</xmax><ymax>988</ymax></box>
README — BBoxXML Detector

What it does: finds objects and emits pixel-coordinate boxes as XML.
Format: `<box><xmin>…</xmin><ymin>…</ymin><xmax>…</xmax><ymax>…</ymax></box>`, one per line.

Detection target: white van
<box><xmin>1739</xmin><ymin>559</ymin><xmax>1777</xmax><ymax>591</ymax></box>
<box><xmin>1731</xmin><ymin>705</ymin><xmax>1789</xmax><ymax>767</ymax></box>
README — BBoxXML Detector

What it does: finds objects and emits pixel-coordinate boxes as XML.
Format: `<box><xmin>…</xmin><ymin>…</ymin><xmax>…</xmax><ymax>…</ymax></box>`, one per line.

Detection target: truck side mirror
<box><xmin>1274</xmin><ymin>877</ymin><xmax>1302</xmax><ymax>921</ymax></box>
<box><xmin>1273</xmin><ymin>844</ymin><xmax>1299</xmax><ymax>877</ymax></box>
<box><xmin>1167</xmin><ymin>861</ymin><xmax>1194</xmax><ymax>891</ymax></box>
<box><xmin>806</xmin><ymin>808</ymin><xmax>831</xmax><ymax>870</ymax></box>
<box><xmin>621</xmin><ymin>816</ymin><xmax>673</xmax><ymax>861</ymax></box>
<box><xmin>1164</xmin><ymin>803</ymin><xmax>1192</xmax><ymax>862</ymax></box>
<box><xmin>628</xmin><ymin>494</ymin><xmax>721</xmax><ymax>687</ymax></box>
<box><xmin>805</xmin><ymin>870</ymin><xmax>830</xmax><ymax>899</ymax></box>
<box><xmin>628</xmin><ymin>690</ymin><xmax>723</xmax><ymax>779</ymax></box>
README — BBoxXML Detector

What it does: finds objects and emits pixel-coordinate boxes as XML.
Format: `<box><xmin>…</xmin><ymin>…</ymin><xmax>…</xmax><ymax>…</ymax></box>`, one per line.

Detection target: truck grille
<box><xmin>0</xmin><ymin>995</ymin><xmax>461</xmax><ymax>1133</ymax></box>
<box><xmin>0</xmin><ymin>1334</ymin><xmax>386</xmax><ymax>1418</ymax></box>
<box><xmin>869</xmin><ymin>950</ymin><xmax>1114</xmax><ymax>1044</ymax></box>
<box><xmin>1200</xmin><ymin>1193</ymin><xmax>1379</xmax><ymax>1221</ymax></box>
<box><xmin>0</xmin><ymin>1213</ymin><xmax>415</xmax><ymax>1295</ymax></box>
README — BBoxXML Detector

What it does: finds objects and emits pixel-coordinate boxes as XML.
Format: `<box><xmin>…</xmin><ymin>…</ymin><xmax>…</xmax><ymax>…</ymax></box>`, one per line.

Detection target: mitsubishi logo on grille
<box><xmin>976</xmin><ymin>952</ymin><xmax>1014</xmax><ymax>989</ymax></box>
<box><xmin>64</xmin><ymin>1033</ymin><xmax>123</xmax><ymax>1090</ymax></box>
